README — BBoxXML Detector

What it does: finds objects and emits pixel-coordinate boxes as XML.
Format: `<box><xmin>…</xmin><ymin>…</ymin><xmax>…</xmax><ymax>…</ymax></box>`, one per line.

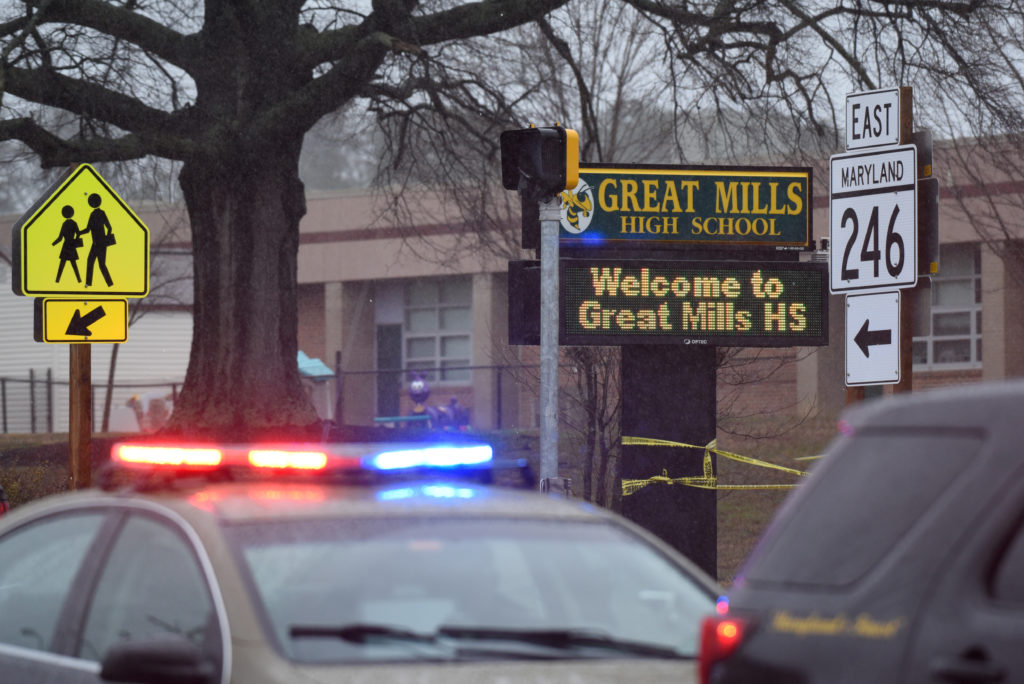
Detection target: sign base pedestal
<box><xmin>621</xmin><ymin>344</ymin><xmax>717</xmax><ymax>577</ymax></box>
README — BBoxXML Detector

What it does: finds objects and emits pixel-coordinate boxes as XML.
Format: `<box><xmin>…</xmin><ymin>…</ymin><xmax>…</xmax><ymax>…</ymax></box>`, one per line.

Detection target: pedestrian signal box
<box><xmin>500</xmin><ymin>125</ymin><xmax>579</xmax><ymax>200</ymax></box>
<box><xmin>11</xmin><ymin>164</ymin><xmax>150</xmax><ymax>298</ymax></box>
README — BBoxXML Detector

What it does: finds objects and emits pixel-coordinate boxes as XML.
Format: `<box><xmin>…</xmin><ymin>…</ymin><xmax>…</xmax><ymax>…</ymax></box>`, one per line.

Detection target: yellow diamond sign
<box><xmin>11</xmin><ymin>164</ymin><xmax>149</xmax><ymax>297</ymax></box>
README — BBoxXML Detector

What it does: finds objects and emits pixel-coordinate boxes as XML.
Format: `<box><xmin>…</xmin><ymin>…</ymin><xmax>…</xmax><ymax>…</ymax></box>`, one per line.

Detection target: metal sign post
<box><xmin>539</xmin><ymin>196</ymin><xmax>560</xmax><ymax>483</ymax></box>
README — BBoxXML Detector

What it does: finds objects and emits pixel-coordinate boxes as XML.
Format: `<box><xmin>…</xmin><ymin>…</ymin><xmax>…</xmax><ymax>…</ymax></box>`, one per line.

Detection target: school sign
<box><xmin>11</xmin><ymin>163</ymin><xmax>149</xmax><ymax>298</ymax></box>
<box><xmin>557</xmin><ymin>163</ymin><xmax>812</xmax><ymax>249</ymax></box>
<box><xmin>10</xmin><ymin>163</ymin><xmax>150</xmax><ymax>344</ymax></box>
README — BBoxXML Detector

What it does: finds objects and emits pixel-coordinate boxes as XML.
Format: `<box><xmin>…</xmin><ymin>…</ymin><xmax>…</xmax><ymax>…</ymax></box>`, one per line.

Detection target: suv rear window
<box><xmin>744</xmin><ymin>430</ymin><xmax>981</xmax><ymax>587</ymax></box>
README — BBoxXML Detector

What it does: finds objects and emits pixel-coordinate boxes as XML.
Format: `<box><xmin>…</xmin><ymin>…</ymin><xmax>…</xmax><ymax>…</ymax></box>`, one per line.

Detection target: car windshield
<box><xmin>224</xmin><ymin>514</ymin><xmax>713</xmax><ymax>664</ymax></box>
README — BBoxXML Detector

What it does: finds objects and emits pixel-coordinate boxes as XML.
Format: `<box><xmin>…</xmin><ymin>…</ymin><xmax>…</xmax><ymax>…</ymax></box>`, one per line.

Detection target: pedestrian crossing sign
<box><xmin>11</xmin><ymin>164</ymin><xmax>150</xmax><ymax>297</ymax></box>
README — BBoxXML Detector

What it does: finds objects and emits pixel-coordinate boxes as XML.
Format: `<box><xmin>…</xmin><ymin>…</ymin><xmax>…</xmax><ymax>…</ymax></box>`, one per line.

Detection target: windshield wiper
<box><xmin>287</xmin><ymin>622</ymin><xmax>563</xmax><ymax>661</ymax></box>
<box><xmin>436</xmin><ymin>626</ymin><xmax>689</xmax><ymax>659</ymax></box>
<box><xmin>290</xmin><ymin>622</ymin><xmax>437</xmax><ymax>644</ymax></box>
<box><xmin>289</xmin><ymin>623</ymin><xmax>687</xmax><ymax>660</ymax></box>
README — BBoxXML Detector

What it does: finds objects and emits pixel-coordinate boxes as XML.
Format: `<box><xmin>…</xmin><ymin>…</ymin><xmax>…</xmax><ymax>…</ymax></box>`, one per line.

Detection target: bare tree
<box><xmin>3</xmin><ymin>0</ymin><xmax>1022</xmax><ymax>442</ymax></box>
<box><xmin>562</xmin><ymin>345</ymin><xmax>620</xmax><ymax>507</ymax></box>
<box><xmin>0</xmin><ymin>0</ymin><xmax>573</xmax><ymax>438</ymax></box>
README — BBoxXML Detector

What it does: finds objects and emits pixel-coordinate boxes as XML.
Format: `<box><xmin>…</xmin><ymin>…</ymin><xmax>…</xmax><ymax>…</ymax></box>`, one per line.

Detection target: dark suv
<box><xmin>0</xmin><ymin>483</ymin><xmax>8</xmax><ymax>516</ymax></box>
<box><xmin>702</xmin><ymin>380</ymin><xmax>1024</xmax><ymax>684</ymax></box>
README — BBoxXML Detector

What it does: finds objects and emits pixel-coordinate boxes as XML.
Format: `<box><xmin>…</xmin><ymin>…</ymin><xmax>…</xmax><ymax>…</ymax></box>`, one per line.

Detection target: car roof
<box><xmin>840</xmin><ymin>378</ymin><xmax>1024</xmax><ymax>431</ymax></box>
<box><xmin>159</xmin><ymin>480</ymin><xmax>615</xmax><ymax>524</ymax></box>
<box><xmin>5</xmin><ymin>479</ymin><xmax>620</xmax><ymax>527</ymax></box>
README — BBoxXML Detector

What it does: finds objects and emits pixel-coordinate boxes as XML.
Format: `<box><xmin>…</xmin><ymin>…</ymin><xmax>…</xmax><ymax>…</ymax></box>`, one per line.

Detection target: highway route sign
<box><xmin>12</xmin><ymin>164</ymin><xmax>150</xmax><ymax>298</ymax></box>
<box><xmin>846</xmin><ymin>290</ymin><xmax>900</xmax><ymax>386</ymax></box>
<box><xmin>846</xmin><ymin>88</ymin><xmax>900</xmax><ymax>150</ymax></box>
<box><xmin>830</xmin><ymin>145</ymin><xmax>917</xmax><ymax>293</ymax></box>
<box><xmin>34</xmin><ymin>298</ymin><xmax>129</xmax><ymax>344</ymax></box>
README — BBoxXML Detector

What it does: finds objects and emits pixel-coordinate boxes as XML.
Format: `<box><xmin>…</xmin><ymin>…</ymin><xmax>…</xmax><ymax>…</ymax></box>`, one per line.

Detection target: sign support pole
<box><xmin>539</xmin><ymin>196</ymin><xmax>560</xmax><ymax>485</ymax></box>
<box><xmin>621</xmin><ymin>344</ymin><xmax>717</xmax><ymax>577</ymax></box>
<box><xmin>68</xmin><ymin>345</ymin><xmax>92</xmax><ymax>489</ymax></box>
<box><xmin>894</xmin><ymin>85</ymin><xmax>915</xmax><ymax>395</ymax></box>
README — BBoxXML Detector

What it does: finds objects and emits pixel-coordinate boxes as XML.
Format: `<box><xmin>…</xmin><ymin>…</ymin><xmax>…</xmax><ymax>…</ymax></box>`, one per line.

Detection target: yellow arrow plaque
<box><xmin>34</xmin><ymin>298</ymin><xmax>129</xmax><ymax>344</ymax></box>
<box><xmin>12</xmin><ymin>164</ymin><xmax>149</xmax><ymax>298</ymax></box>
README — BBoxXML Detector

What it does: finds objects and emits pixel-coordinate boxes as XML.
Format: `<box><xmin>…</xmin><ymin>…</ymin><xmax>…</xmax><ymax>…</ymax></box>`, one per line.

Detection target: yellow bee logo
<box><xmin>560</xmin><ymin>182</ymin><xmax>594</xmax><ymax>234</ymax></box>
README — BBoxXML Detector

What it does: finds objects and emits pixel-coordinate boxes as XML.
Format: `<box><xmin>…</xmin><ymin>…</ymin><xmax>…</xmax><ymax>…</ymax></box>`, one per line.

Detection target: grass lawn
<box><xmin>0</xmin><ymin>433</ymin><xmax>128</xmax><ymax>506</ymax></box>
<box><xmin>715</xmin><ymin>416</ymin><xmax>836</xmax><ymax>584</ymax></box>
<box><xmin>0</xmin><ymin>433</ymin><xmax>70</xmax><ymax>450</ymax></box>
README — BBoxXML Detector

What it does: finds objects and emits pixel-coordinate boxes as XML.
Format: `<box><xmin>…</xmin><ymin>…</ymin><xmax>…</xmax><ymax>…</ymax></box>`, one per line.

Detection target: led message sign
<box><xmin>557</xmin><ymin>163</ymin><xmax>812</xmax><ymax>249</ymax></box>
<box><xmin>561</xmin><ymin>259</ymin><xmax>828</xmax><ymax>347</ymax></box>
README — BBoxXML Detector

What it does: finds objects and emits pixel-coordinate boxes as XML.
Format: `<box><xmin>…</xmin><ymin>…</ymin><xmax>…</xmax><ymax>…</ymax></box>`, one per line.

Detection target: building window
<box><xmin>404</xmin><ymin>277</ymin><xmax>472</xmax><ymax>383</ymax></box>
<box><xmin>912</xmin><ymin>243</ymin><xmax>981</xmax><ymax>369</ymax></box>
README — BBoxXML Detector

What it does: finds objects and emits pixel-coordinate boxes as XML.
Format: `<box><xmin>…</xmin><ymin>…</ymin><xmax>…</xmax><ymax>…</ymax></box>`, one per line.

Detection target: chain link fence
<box><xmin>1</xmin><ymin>361</ymin><xmax>594</xmax><ymax>436</ymax></box>
<box><xmin>1</xmin><ymin>371</ymin><xmax>181</xmax><ymax>434</ymax></box>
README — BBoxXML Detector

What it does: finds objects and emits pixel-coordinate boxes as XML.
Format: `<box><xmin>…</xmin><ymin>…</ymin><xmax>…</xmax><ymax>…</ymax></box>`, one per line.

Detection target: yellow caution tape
<box><xmin>621</xmin><ymin>437</ymin><xmax>809</xmax><ymax>495</ymax></box>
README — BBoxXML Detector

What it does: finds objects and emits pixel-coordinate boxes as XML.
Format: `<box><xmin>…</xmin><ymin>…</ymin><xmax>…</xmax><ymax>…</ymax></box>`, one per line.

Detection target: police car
<box><xmin>701</xmin><ymin>380</ymin><xmax>1024</xmax><ymax>684</ymax></box>
<box><xmin>0</xmin><ymin>426</ymin><xmax>719</xmax><ymax>683</ymax></box>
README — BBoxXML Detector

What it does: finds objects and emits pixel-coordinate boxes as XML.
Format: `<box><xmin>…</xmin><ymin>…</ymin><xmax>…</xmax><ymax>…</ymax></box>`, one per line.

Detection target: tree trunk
<box><xmin>164</xmin><ymin>139</ymin><xmax>319</xmax><ymax>440</ymax></box>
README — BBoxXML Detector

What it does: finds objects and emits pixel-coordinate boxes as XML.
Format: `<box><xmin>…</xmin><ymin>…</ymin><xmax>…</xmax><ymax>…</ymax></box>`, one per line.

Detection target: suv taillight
<box><xmin>699</xmin><ymin>615</ymin><xmax>749</xmax><ymax>684</ymax></box>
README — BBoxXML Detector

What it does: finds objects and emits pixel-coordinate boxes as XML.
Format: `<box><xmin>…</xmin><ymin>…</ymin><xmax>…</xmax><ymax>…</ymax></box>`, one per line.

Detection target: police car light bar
<box><xmin>111</xmin><ymin>441</ymin><xmax>494</xmax><ymax>476</ymax></box>
<box><xmin>368</xmin><ymin>445</ymin><xmax>493</xmax><ymax>471</ymax></box>
<box><xmin>249</xmin><ymin>449</ymin><xmax>329</xmax><ymax>470</ymax></box>
<box><xmin>115</xmin><ymin>444</ymin><xmax>223</xmax><ymax>468</ymax></box>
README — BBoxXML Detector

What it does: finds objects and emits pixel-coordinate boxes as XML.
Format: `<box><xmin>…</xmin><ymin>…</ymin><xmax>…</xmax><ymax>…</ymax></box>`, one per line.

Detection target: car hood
<box><xmin>294</xmin><ymin>660</ymin><xmax>694</xmax><ymax>683</ymax></box>
<box><xmin>230</xmin><ymin>650</ymin><xmax>696</xmax><ymax>684</ymax></box>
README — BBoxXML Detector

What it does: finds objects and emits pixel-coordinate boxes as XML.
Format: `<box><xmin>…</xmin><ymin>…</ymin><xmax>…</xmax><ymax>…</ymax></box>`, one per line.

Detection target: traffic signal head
<box><xmin>500</xmin><ymin>125</ymin><xmax>579</xmax><ymax>200</ymax></box>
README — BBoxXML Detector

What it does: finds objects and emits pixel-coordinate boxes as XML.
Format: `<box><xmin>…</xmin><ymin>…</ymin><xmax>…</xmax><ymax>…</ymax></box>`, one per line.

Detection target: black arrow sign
<box><xmin>854</xmin><ymin>318</ymin><xmax>892</xmax><ymax>358</ymax></box>
<box><xmin>66</xmin><ymin>305</ymin><xmax>106</xmax><ymax>337</ymax></box>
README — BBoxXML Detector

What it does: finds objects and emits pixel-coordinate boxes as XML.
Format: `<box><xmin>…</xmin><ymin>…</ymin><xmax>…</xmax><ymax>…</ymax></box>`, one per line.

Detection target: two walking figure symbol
<box><xmin>53</xmin><ymin>193</ymin><xmax>115</xmax><ymax>287</ymax></box>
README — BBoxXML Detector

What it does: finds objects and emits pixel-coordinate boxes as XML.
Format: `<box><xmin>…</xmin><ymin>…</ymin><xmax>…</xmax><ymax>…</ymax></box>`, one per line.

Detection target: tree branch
<box><xmin>0</xmin><ymin>116</ymin><xmax>154</xmax><ymax>166</ymax></box>
<box><xmin>305</xmin><ymin>0</ymin><xmax>570</xmax><ymax>63</ymax></box>
<box><xmin>3</xmin><ymin>64</ymin><xmax>190</xmax><ymax>146</ymax></box>
<box><xmin>536</xmin><ymin>16</ymin><xmax>603</xmax><ymax>160</ymax></box>
<box><xmin>7</xmin><ymin>0</ymin><xmax>198</xmax><ymax>70</ymax></box>
<box><xmin>777</xmin><ymin>0</ymin><xmax>877</xmax><ymax>90</ymax></box>
<box><xmin>402</xmin><ymin>0</ymin><xmax>571</xmax><ymax>46</ymax></box>
<box><xmin>254</xmin><ymin>32</ymin><xmax>390</xmax><ymax>142</ymax></box>
<box><xmin>285</xmin><ymin>0</ymin><xmax>571</xmax><ymax>136</ymax></box>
